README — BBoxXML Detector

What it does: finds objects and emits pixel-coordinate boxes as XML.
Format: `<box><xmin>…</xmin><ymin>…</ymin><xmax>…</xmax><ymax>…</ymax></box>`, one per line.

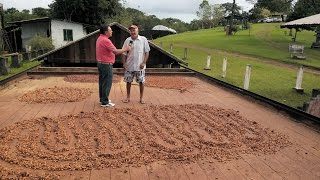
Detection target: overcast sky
<box><xmin>2</xmin><ymin>0</ymin><xmax>254</xmax><ymax>23</ymax></box>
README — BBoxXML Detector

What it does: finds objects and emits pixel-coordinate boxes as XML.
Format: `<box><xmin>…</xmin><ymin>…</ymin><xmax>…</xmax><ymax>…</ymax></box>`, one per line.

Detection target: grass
<box><xmin>154</xmin><ymin>23</ymin><xmax>320</xmax><ymax>68</ymax></box>
<box><xmin>152</xmin><ymin>25</ymin><xmax>320</xmax><ymax>108</ymax></box>
<box><xmin>0</xmin><ymin>60</ymin><xmax>41</xmax><ymax>81</ymax></box>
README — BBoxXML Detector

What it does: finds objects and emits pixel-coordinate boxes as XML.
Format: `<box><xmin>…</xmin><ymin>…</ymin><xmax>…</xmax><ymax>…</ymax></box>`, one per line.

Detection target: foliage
<box><xmin>196</xmin><ymin>0</ymin><xmax>213</xmax><ymax>29</ymax></box>
<box><xmin>221</xmin><ymin>2</ymin><xmax>241</xmax><ymax>16</ymax></box>
<box><xmin>253</xmin><ymin>0</ymin><xmax>294</xmax><ymax>13</ymax></box>
<box><xmin>288</xmin><ymin>0</ymin><xmax>320</xmax><ymax>21</ymax></box>
<box><xmin>227</xmin><ymin>0</ymin><xmax>236</xmax><ymax>35</ymax></box>
<box><xmin>32</xmin><ymin>7</ymin><xmax>50</xmax><ymax>17</ymax></box>
<box><xmin>49</xmin><ymin>0</ymin><xmax>122</xmax><ymax>25</ymax></box>
<box><xmin>29</xmin><ymin>35</ymin><xmax>54</xmax><ymax>50</ymax></box>
<box><xmin>212</xmin><ymin>4</ymin><xmax>225</xmax><ymax>27</ymax></box>
<box><xmin>3</xmin><ymin>8</ymin><xmax>39</xmax><ymax>24</ymax></box>
<box><xmin>260</xmin><ymin>8</ymin><xmax>271</xmax><ymax>18</ymax></box>
<box><xmin>189</xmin><ymin>19</ymin><xmax>203</xmax><ymax>30</ymax></box>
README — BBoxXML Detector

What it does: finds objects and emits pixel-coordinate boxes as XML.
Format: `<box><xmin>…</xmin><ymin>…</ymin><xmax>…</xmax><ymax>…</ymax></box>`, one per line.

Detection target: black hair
<box><xmin>99</xmin><ymin>24</ymin><xmax>110</xmax><ymax>34</ymax></box>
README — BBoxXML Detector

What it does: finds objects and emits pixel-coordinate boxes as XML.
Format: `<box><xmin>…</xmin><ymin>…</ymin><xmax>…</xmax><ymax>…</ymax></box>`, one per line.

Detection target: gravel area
<box><xmin>18</xmin><ymin>87</ymin><xmax>92</xmax><ymax>104</ymax></box>
<box><xmin>64</xmin><ymin>74</ymin><xmax>121</xmax><ymax>83</ymax></box>
<box><xmin>0</xmin><ymin>104</ymin><xmax>291</xmax><ymax>178</ymax></box>
<box><xmin>145</xmin><ymin>76</ymin><xmax>195</xmax><ymax>92</ymax></box>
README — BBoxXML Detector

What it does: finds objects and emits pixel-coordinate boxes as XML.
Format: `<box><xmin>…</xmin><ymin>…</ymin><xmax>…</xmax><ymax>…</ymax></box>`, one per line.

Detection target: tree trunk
<box><xmin>228</xmin><ymin>0</ymin><xmax>236</xmax><ymax>35</ymax></box>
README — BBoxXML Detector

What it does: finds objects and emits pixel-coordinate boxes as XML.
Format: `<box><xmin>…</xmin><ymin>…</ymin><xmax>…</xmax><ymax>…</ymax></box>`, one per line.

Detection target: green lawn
<box><xmin>152</xmin><ymin>24</ymin><xmax>320</xmax><ymax>108</ymax></box>
<box><xmin>154</xmin><ymin>23</ymin><xmax>320</xmax><ymax>68</ymax></box>
<box><xmin>0</xmin><ymin>60</ymin><xmax>41</xmax><ymax>81</ymax></box>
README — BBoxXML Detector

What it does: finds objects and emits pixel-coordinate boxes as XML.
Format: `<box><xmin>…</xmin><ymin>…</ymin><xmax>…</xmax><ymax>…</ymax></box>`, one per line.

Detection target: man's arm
<box><xmin>113</xmin><ymin>47</ymin><xmax>130</xmax><ymax>55</ymax></box>
<box><xmin>139</xmin><ymin>52</ymin><xmax>149</xmax><ymax>69</ymax></box>
<box><xmin>143</xmin><ymin>52</ymin><xmax>149</xmax><ymax>64</ymax></box>
<box><xmin>122</xmin><ymin>54</ymin><xmax>127</xmax><ymax>69</ymax></box>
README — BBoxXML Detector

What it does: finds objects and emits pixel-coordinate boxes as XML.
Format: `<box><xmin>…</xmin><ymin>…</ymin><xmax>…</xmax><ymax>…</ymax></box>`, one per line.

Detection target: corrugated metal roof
<box><xmin>281</xmin><ymin>13</ymin><xmax>320</xmax><ymax>28</ymax></box>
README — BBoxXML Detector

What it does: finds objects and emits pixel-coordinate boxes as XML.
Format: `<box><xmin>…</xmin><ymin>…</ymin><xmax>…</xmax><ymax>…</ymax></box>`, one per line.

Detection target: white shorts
<box><xmin>124</xmin><ymin>70</ymin><xmax>145</xmax><ymax>83</ymax></box>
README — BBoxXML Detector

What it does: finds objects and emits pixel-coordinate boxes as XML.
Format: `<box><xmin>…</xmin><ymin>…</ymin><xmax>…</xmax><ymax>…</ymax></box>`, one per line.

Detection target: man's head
<box><xmin>99</xmin><ymin>24</ymin><xmax>113</xmax><ymax>37</ymax></box>
<box><xmin>128</xmin><ymin>25</ymin><xmax>139</xmax><ymax>39</ymax></box>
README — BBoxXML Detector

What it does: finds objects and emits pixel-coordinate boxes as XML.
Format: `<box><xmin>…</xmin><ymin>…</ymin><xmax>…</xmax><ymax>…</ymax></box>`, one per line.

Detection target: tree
<box><xmin>227</xmin><ymin>0</ymin><xmax>236</xmax><ymax>35</ymax></box>
<box><xmin>32</xmin><ymin>7</ymin><xmax>50</xmax><ymax>17</ymax></box>
<box><xmin>288</xmin><ymin>0</ymin><xmax>320</xmax><ymax>21</ymax></box>
<box><xmin>189</xmin><ymin>19</ymin><xmax>202</xmax><ymax>30</ymax></box>
<box><xmin>221</xmin><ymin>2</ymin><xmax>241</xmax><ymax>16</ymax></box>
<box><xmin>49</xmin><ymin>0</ymin><xmax>123</xmax><ymax>25</ymax></box>
<box><xmin>248</xmin><ymin>0</ymin><xmax>293</xmax><ymax>13</ymax></box>
<box><xmin>212</xmin><ymin>4</ymin><xmax>225</xmax><ymax>27</ymax></box>
<box><xmin>4</xmin><ymin>8</ymin><xmax>19</xmax><ymax>15</ymax></box>
<box><xmin>196</xmin><ymin>0</ymin><xmax>213</xmax><ymax>29</ymax></box>
<box><xmin>161</xmin><ymin>18</ymin><xmax>188</xmax><ymax>33</ymax></box>
<box><xmin>3</xmin><ymin>8</ymin><xmax>38</xmax><ymax>24</ymax></box>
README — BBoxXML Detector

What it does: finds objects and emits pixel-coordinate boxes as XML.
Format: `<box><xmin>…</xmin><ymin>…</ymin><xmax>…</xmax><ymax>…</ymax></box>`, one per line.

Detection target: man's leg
<box><xmin>125</xmin><ymin>82</ymin><xmax>131</xmax><ymax>102</ymax></box>
<box><xmin>105</xmin><ymin>64</ymin><xmax>113</xmax><ymax>104</ymax></box>
<box><xmin>137</xmin><ymin>70</ymin><xmax>146</xmax><ymax>104</ymax></box>
<box><xmin>139</xmin><ymin>82</ymin><xmax>145</xmax><ymax>104</ymax></box>
<box><xmin>98</xmin><ymin>63</ymin><xmax>103</xmax><ymax>103</ymax></box>
<box><xmin>100</xmin><ymin>64</ymin><xmax>108</xmax><ymax>105</ymax></box>
<box><xmin>123</xmin><ymin>71</ymin><xmax>133</xmax><ymax>103</ymax></box>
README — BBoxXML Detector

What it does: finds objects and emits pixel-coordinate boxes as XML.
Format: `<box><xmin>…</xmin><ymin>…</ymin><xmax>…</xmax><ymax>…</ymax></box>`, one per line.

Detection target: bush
<box><xmin>29</xmin><ymin>35</ymin><xmax>54</xmax><ymax>50</ymax></box>
<box><xmin>224</xmin><ymin>25</ymin><xmax>239</xmax><ymax>35</ymax></box>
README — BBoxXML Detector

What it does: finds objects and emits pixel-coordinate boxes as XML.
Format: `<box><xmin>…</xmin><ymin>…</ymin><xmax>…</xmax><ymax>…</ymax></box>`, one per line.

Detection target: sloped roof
<box><xmin>281</xmin><ymin>13</ymin><xmax>320</xmax><ymax>28</ymax></box>
<box><xmin>152</xmin><ymin>25</ymin><xmax>177</xmax><ymax>34</ymax></box>
<box><xmin>7</xmin><ymin>17</ymin><xmax>91</xmax><ymax>27</ymax></box>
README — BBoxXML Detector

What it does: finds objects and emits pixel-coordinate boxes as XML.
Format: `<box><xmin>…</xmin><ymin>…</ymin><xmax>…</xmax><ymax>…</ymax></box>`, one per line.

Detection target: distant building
<box><xmin>151</xmin><ymin>25</ymin><xmax>177</xmax><ymax>39</ymax></box>
<box><xmin>7</xmin><ymin>17</ymin><xmax>89</xmax><ymax>51</ymax></box>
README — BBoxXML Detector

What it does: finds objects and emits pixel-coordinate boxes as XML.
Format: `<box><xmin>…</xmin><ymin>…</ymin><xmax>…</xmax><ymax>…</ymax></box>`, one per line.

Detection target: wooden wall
<box><xmin>41</xmin><ymin>23</ymin><xmax>185</xmax><ymax>68</ymax></box>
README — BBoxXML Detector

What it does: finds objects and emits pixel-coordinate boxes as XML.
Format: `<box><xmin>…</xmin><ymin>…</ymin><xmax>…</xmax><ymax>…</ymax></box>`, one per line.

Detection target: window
<box><xmin>63</xmin><ymin>29</ymin><xmax>73</xmax><ymax>41</ymax></box>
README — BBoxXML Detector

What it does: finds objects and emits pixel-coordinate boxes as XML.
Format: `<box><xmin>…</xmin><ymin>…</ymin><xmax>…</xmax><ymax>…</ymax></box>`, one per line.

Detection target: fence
<box><xmin>156</xmin><ymin>42</ymin><xmax>320</xmax><ymax>114</ymax></box>
<box><xmin>0</xmin><ymin>49</ymin><xmax>48</xmax><ymax>75</ymax></box>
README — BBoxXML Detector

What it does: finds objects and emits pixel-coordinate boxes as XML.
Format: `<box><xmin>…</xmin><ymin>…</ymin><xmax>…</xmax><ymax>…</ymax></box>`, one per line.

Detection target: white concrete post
<box><xmin>294</xmin><ymin>65</ymin><xmax>304</xmax><ymax>92</ymax></box>
<box><xmin>170</xmin><ymin>43</ymin><xmax>173</xmax><ymax>53</ymax></box>
<box><xmin>204</xmin><ymin>54</ymin><xmax>211</xmax><ymax>70</ymax></box>
<box><xmin>160</xmin><ymin>42</ymin><xmax>163</xmax><ymax>48</ymax></box>
<box><xmin>244</xmin><ymin>64</ymin><xmax>251</xmax><ymax>90</ymax></box>
<box><xmin>222</xmin><ymin>57</ymin><xmax>227</xmax><ymax>78</ymax></box>
<box><xmin>183</xmin><ymin>48</ymin><xmax>188</xmax><ymax>61</ymax></box>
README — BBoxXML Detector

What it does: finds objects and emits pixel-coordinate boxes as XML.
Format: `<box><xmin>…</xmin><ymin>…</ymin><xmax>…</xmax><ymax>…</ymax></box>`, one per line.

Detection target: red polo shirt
<box><xmin>96</xmin><ymin>34</ymin><xmax>116</xmax><ymax>63</ymax></box>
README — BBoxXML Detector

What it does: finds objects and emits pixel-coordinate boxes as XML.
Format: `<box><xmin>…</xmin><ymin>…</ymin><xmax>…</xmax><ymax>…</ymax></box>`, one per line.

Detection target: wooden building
<box><xmin>36</xmin><ymin>22</ymin><xmax>186</xmax><ymax>68</ymax></box>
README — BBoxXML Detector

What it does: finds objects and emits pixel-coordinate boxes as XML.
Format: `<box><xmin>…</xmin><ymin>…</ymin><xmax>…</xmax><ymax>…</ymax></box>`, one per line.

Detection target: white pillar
<box><xmin>222</xmin><ymin>57</ymin><xmax>227</xmax><ymax>78</ymax></box>
<box><xmin>160</xmin><ymin>42</ymin><xmax>163</xmax><ymax>48</ymax></box>
<box><xmin>170</xmin><ymin>43</ymin><xmax>173</xmax><ymax>53</ymax></box>
<box><xmin>294</xmin><ymin>65</ymin><xmax>304</xmax><ymax>92</ymax></box>
<box><xmin>244</xmin><ymin>64</ymin><xmax>251</xmax><ymax>90</ymax></box>
<box><xmin>183</xmin><ymin>48</ymin><xmax>188</xmax><ymax>61</ymax></box>
<box><xmin>204</xmin><ymin>54</ymin><xmax>211</xmax><ymax>70</ymax></box>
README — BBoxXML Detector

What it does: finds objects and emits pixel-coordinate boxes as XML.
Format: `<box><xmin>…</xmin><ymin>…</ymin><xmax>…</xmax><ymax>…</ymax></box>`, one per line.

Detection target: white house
<box><xmin>8</xmin><ymin>17</ymin><xmax>88</xmax><ymax>49</ymax></box>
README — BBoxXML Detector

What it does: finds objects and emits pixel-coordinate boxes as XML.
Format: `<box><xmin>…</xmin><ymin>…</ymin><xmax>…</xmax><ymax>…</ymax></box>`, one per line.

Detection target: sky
<box><xmin>1</xmin><ymin>0</ymin><xmax>254</xmax><ymax>23</ymax></box>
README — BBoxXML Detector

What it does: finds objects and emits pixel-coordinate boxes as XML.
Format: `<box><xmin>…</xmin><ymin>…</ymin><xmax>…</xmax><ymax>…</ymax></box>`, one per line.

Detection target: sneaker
<box><xmin>100</xmin><ymin>100</ymin><xmax>112</xmax><ymax>104</ymax></box>
<box><xmin>101</xmin><ymin>102</ymin><xmax>115</xmax><ymax>107</ymax></box>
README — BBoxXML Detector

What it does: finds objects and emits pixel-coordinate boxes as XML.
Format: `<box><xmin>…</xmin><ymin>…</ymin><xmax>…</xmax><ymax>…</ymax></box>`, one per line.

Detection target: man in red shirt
<box><xmin>96</xmin><ymin>25</ymin><xmax>131</xmax><ymax>107</ymax></box>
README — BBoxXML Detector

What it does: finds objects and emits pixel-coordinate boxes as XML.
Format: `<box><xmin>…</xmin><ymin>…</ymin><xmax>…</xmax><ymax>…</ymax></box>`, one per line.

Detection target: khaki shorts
<box><xmin>124</xmin><ymin>70</ymin><xmax>145</xmax><ymax>83</ymax></box>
